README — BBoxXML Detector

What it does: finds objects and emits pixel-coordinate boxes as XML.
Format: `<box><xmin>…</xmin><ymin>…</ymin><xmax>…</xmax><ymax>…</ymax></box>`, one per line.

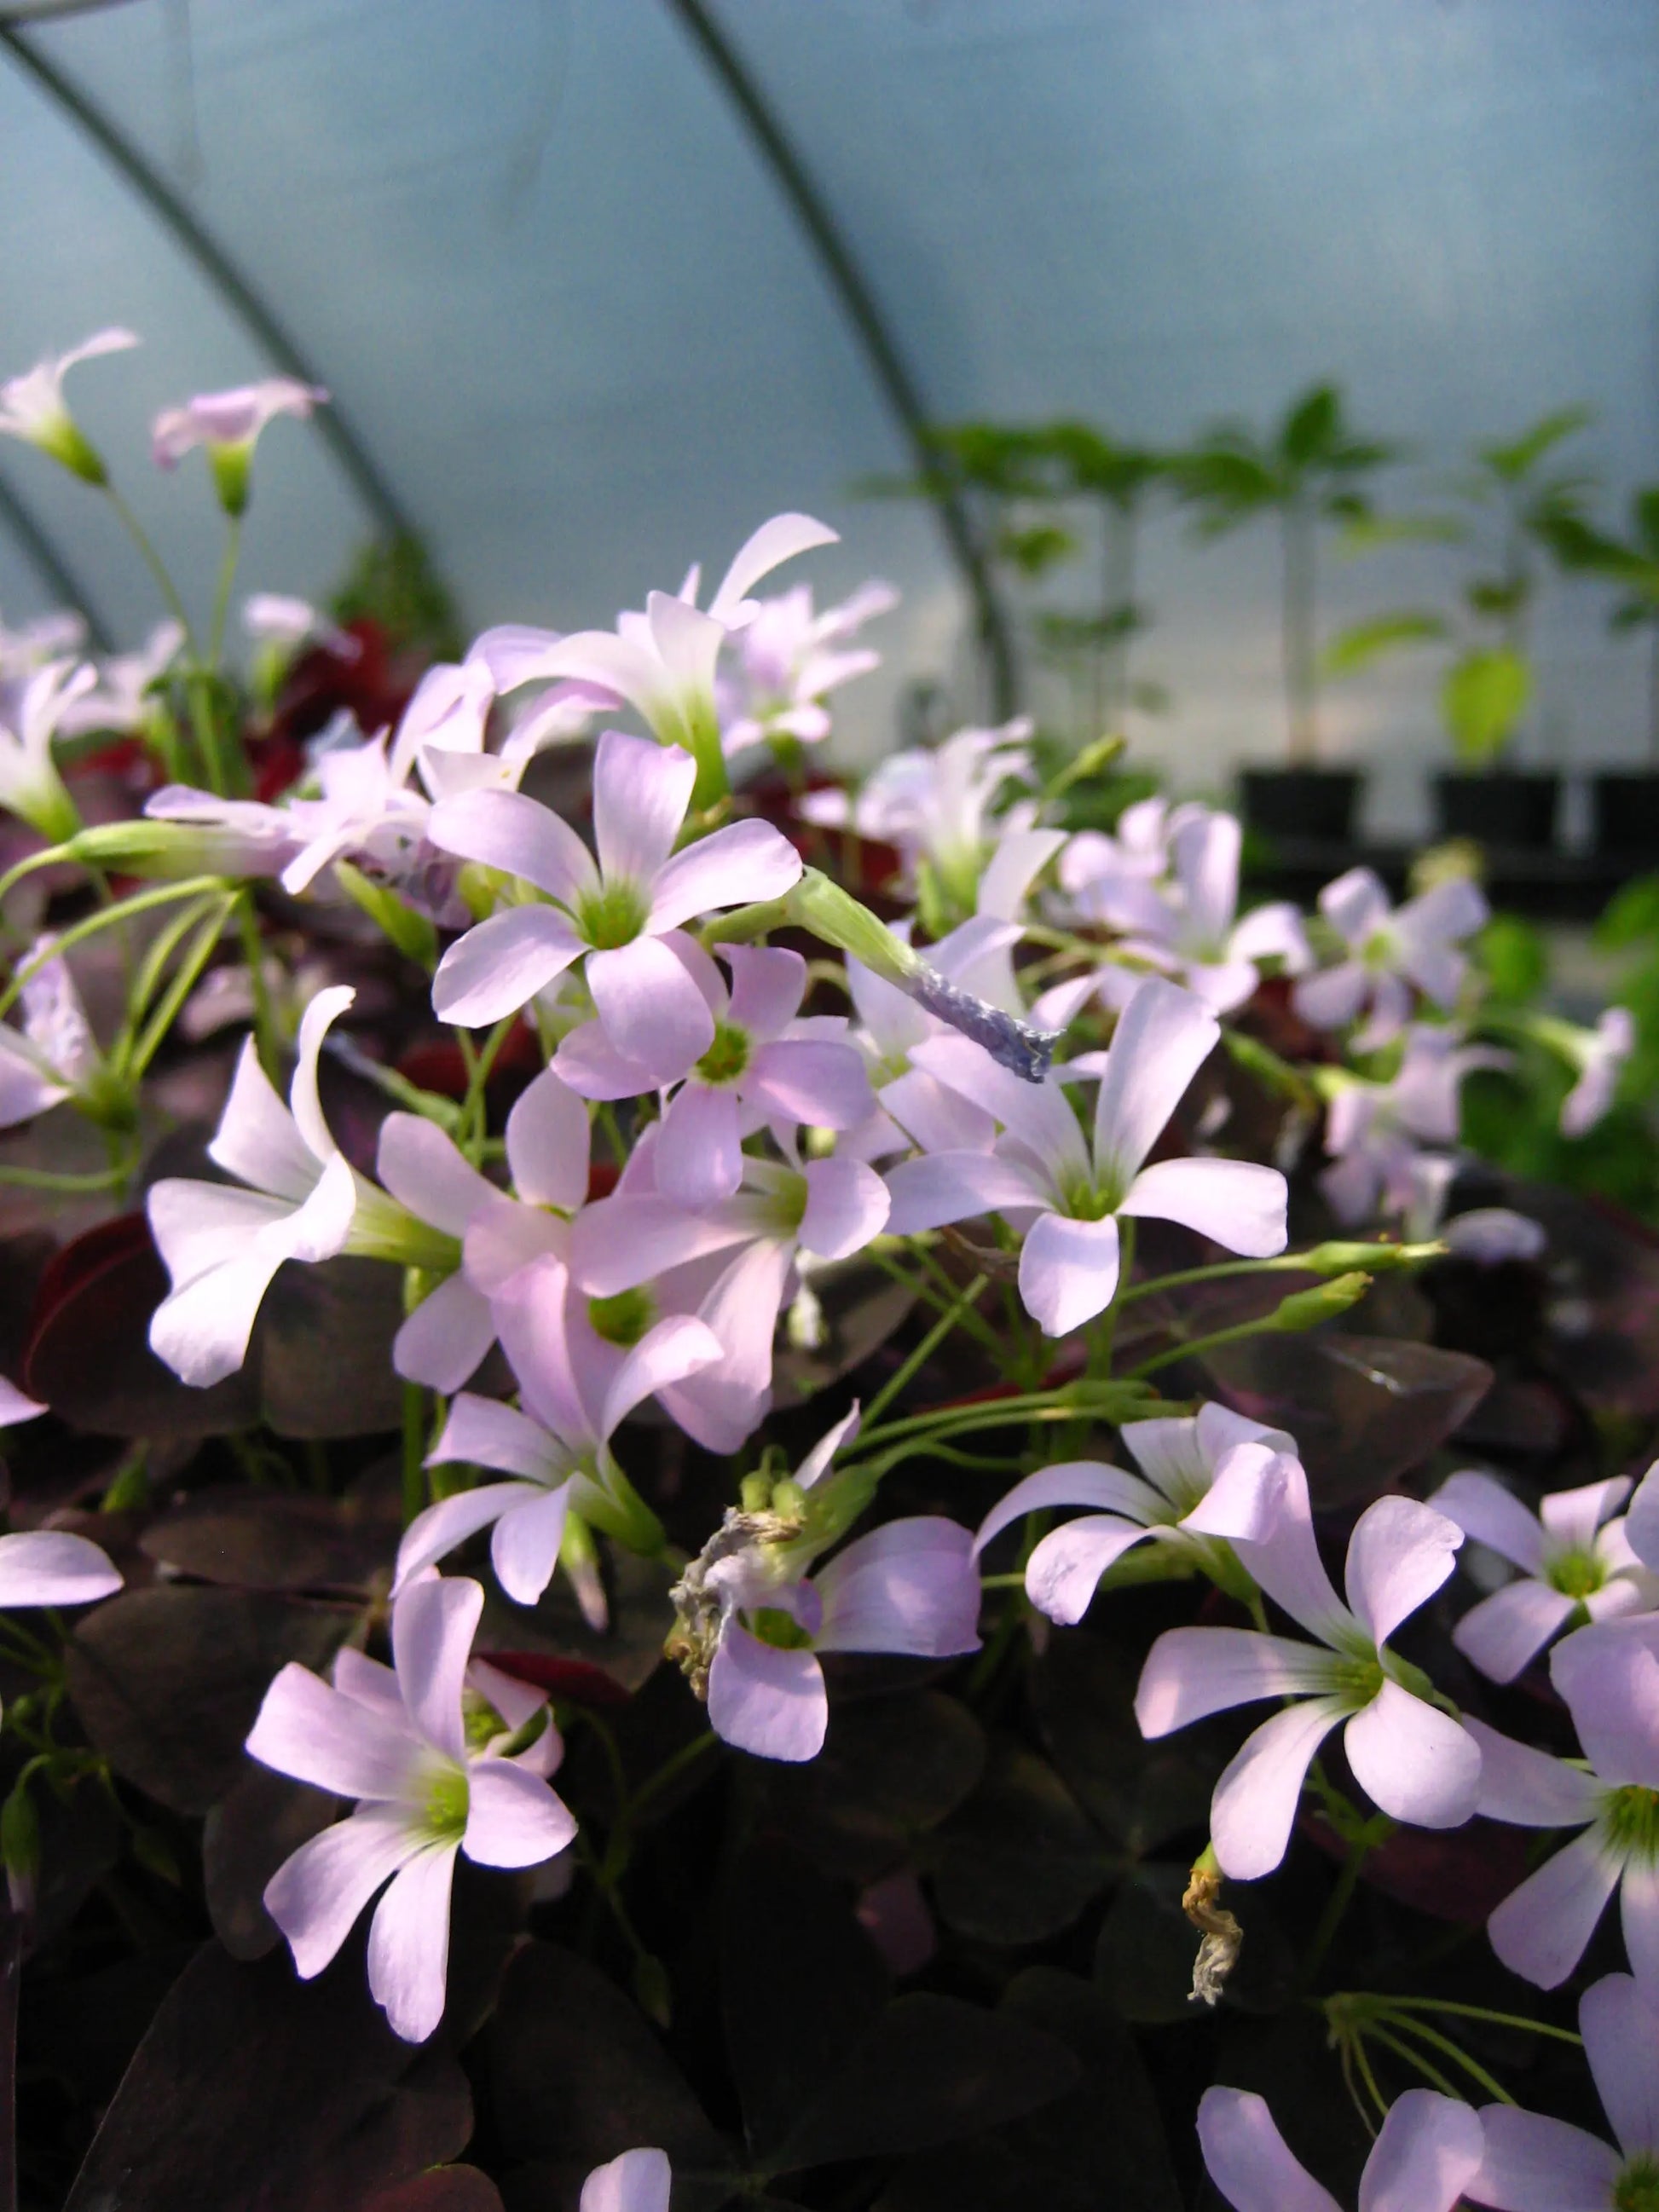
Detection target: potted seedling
<box><xmin>1430</xmin><ymin>407</ymin><xmax>1592</xmax><ymax>849</ymax></box>
<box><xmin>1540</xmin><ymin>487</ymin><xmax>1659</xmax><ymax>856</ymax></box>
<box><xmin>1027</xmin><ymin>422</ymin><xmax>1168</xmax><ymax>748</ymax></box>
<box><xmin>1176</xmin><ymin>380</ymin><xmax>1397</xmax><ymax>841</ymax></box>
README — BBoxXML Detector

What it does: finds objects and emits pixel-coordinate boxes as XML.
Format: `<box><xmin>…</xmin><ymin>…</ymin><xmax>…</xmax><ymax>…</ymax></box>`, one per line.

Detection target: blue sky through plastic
<box><xmin>1</xmin><ymin>0</ymin><xmax>1656</xmax><ymax>832</ymax></box>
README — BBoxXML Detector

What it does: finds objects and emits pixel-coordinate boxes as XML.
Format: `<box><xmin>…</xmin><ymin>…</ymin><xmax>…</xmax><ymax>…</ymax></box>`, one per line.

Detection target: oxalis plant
<box><xmin>0</xmin><ymin>332</ymin><xmax>1653</xmax><ymax>2212</ymax></box>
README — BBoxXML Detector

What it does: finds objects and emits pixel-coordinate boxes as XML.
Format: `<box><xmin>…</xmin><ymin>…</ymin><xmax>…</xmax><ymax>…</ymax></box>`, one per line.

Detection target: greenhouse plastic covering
<box><xmin>1</xmin><ymin>0</ymin><xmax>1656</xmax><ymax>829</ymax></box>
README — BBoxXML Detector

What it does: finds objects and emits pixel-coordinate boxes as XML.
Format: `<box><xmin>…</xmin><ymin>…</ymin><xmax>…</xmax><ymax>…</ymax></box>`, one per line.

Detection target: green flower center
<box><xmin>1361</xmin><ymin>928</ymin><xmax>1396</xmax><ymax>972</ymax></box>
<box><xmin>697</xmin><ymin>1020</ymin><xmax>751</xmax><ymax>1087</ymax></box>
<box><xmin>1548</xmin><ymin>1545</ymin><xmax>1605</xmax><ymax>1600</ymax></box>
<box><xmin>1332</xmin><ymin>1653</ymin><xmax>1386</xmax><ymax>1710</ymax></box>
<box><xmin>1604</xmin><ymin>1786</ymin><xmax>1659</xmax><ymax>1860</ymax></box>
<box><xmin>425</xmin><ymin>1764</ymin><xmax>470</xmax><ymax>1842</ymax></box>
<box><xmin>588</xmin><ymin>1286</ymin><xmax>656</xmax><ymax>1348</ymax></box>
<box><xmin>1060</xmin><ymin>1174</ymin><xmax>1114</xmax><ymax>1222</ymax></box>
<box><xmin>1616</xmin><ymin>2155</ymin><xmax>1659</xmax><ymax>2212</ymax></box>
<box><xmin>749</xmin><ymin>1606</ymin><xmax>813</xmax><ymax>1650</ymax></box>
<box><xmin>461</xmin><ymin>1689</ymin><xmax>508</xmax><ymax>1754</ymax></box>
<box><xmin>577</xmin><ymin>880</ymin><xmax>648</xmax><ymax>950</ymax></box>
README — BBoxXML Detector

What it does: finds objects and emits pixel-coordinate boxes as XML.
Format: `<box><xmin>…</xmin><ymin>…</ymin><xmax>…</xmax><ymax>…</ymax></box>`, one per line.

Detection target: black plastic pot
<box><xmin>1238</xmin><ymin>768</ymin><xmax>1361</xmax><ymax>842</ymax></box>
<box><xmin>1590</xmin><ymin>771</ymin><xmax>1659</xmax><ymax>859</ymax></box>
<box><xmin>1433</xmin><ymin>771</ymin><xmax>1559</xmax><ymax>851</ymax></box>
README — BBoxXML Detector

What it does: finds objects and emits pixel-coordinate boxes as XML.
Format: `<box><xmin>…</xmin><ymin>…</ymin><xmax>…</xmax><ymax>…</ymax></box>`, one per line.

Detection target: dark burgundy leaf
<box><xmin>66</xmin><ymin>1586</ymin><xmax>355</xmax><ymax>1813</ymax></box>
<box><xmin>361</xmin><ymin>2174</ymin><xmax>504</xmax><ymax>2212</ymax></box>
<box><xmin>1301</xmin><ymin>1808</ymin><xmax>1533</xmax><ymax>1926</ymax></box>
<box><xmin>64</xmin><ymin>1941</ymin><xmax>473</xmax><ymax>2212</ymax></box>
<box><xmin>477</xmin><ymin>1551</ymin><xmax>674</xmax><ymax>1700</ymax></box>
<box><xmin>142</xmin><ymin>1485</ymin><xmax>400</xmax><ymax>1593</ymax></box>
<box><xmin>930</xmin><ymin>1745</ymin><xmax>1114</xmax><ymax>1945</ymax></box>
<box><xmin>1199</xmin><ymin>1331</ymin><xmax>1493</xmax><ymax>1505</ymax></box>
<box><xmin>260</xmin><ymin>1256</ymin><xmax>405</xmax><ymax>1436</ymax></box>
<box><xmin>203</xmin><ymin>1759</ymin><xmax>338</xmax><ymax>1960</ymax></box>
<box><xmin>1034</xmin><ymin>1631</ymin><xmax>1215</xmax><ymax>1856</ymax></box>
<box><xmin>753</xmin><ymin>1691</ymin><xmax>986</xmax><ymax>1882</ymax></box>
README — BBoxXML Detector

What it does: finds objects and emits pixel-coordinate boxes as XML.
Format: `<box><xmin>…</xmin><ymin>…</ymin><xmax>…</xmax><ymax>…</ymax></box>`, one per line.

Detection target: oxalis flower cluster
<box><xmin>0</xmin><ymin>328</ymin><xmax>1652</xmax><ymax>2203</ymax></box>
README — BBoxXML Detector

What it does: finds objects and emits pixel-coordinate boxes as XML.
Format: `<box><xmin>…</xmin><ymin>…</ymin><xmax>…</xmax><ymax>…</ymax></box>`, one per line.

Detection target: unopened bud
<box><xmin>1270</xmin><ymin>1272</ymin><xmax>1371</xmax><ymax>1331</ymax></box>
<box><xmin>1301</xmin><ymin>1240</ymin><xmax>1445</xmax><ymax>1275</ymax></box>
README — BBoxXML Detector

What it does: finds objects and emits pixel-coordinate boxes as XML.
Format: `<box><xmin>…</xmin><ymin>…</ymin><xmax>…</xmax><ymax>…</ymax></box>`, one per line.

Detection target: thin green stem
<box><xmin>1349</xmin><ymin>2030</ymin><xmax>1390</xmax><ymax>2128</ymax></box>
<box><xmin>627</xmin><ymin>1729</ymin><xmax>719</xmax><ymax>1822</ymax></box>
<box><xmin>127</xmin><ymin>898</ymin><xmax>236</xmax><ymax>1078</ymax></box>
<box><xmin>1374</xmin><ymin>1995</ymin><xmax>1581</xmax><ymax>2047</ymax></box>
<box><xmin>0</xmin><ymin>1154</ymin><xmax>136</xmax><ymax>1194</ymax></box>
<box><xmin>236</xmin><ymin>893</ymin><xmax>281</xmax><ymax>1080</ymax></box>
<box><xmin>1127</xmin><ymin>1311</ymin><xmax>1288</xmax><ymax>1382</ymax></box>
<box><xmin>0</xmin><ymin>880</ymin><xmax>228</xmax><ymax>1021</ymax></box>
<box><xmin>1365</xmin><ymin>2022</ymin><xmax>1465</xmax><ymax>2102</ymax></box>
<box><xmin>208</xmin><ymin>515</ymin><xmax>242</xmax><ymax>670</ymax></box>
<box><xmin>1379</xmin><ymin>2013</ymin><xmax>1517</xmax><ymax>2104</ymax></box>
<box><xmin>1304</xmin><ymin>1830</ymin><xmax>1374</xmax><ymax>1986</ymax></box>
<box><xmin>102</xmin><ymin>486</ymin><xmax>197</xmax><ymax>650</ymax></box>
<box><xmin>861</xmin><ymin>1273</ymin><xmax>988</xmax><ymax>1427</ymax></box>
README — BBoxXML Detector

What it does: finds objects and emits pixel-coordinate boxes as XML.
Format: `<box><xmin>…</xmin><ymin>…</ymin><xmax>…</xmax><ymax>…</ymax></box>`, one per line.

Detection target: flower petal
<box><xmin>722</xmin><ymin>943</ymin><xmax>806</xmax><ymax>1039</ymax></box>
<box><xmin>1092</xmin><ymin>976</ymin><xmax>1219</xmax><ymax>1188</ymax></box>
<box><xmin>392</xmin><ymin>1574</ymin><xmax>483</xmax><ymax>1763</ymax></box>
<box><xmin>0</xmin><ymin>1530</ymin><xmax>119</xmax><ymax>1608</ymax></box>
<box><xmin>1358</xmin><ymin>2089</ymin><xmax>1486</xmax><ymax>2212</ymax></box>
<box><xmin>587</xmin><ymin>936</ymin><xmax>715</xmax><ymax>1083</ymax></box>
<box><xmin>462</xmin><ymin>1759</ymin><xmax>575</xmax><ymax>1868</ymax></box>
<box><xmin>393</xmin><ymin>1270</ymin><xmax>496</xmax><ymax>1392</ymax></box>
<box><xmin>265</xmin><ymin>1803</ymin><xmax>417</xmax><ymax>1979</ymax></box>
<box><xmin>1135</xmin><ymin>1626</ymin><xmax>1341</xmax><ymax>1736</ymax></box>
<box><xmin>646</xmin><ymin>818</ymin><xmax>803</xmax><ymax>933</ymax></box>
<box><xmin>432</xmin><ymin>907</ymin><xmax>584</xmax><ymax>1028</ymax></box>
<box><xmin>882</xmin><ymin>1150</ymin><xmax>1048</xmax><ymax>1236</ymax></box>
<box><xmin>800</xmin><ymin>1154</ymin><xmax>890</xmax><ymax>1259</ymax></box>
<box><xmin>1343</xmin><ymin>1678</ymin><xmax>1482</xmax><ymax>1829</ymax></box>
<box><xmin>1026</xmin><ymin>1516</ymin><xmax>1154</xmax><ymax>1624</ymax></box>
<box><xmin>1344</xmin><ymin>1495</ymin><xmax>1463</xmax><ymax>1649</ymax></box>
<box><xmin>490</xmin><ymin>1482</ymin><xmax>574</xmax><ymax>1606</ymax></box>
<box><xmin>429</xmin><ymin>1392</ymin><xmax>569</xmax><ymax>1481</ymax></box>
<box><xmin>1464</xmin><ymin>1718</ymin><xmax>1601</xmax><ymax>1827</ymax></box>
<box><xmin>749</xmin><ymin>1038</ymin><xmax>874</xmax><ymax>1131</ymax></box>
<box><xmin>246</xmin><ymin>1661</ymin><xmax>418</xmax><ymax>1799</ymax></box>
<box><xmin>367</xmin><ymin>1841</ymin><xmax>459</xmax><ymax>2042</ymax></box>
<box><xmin>1211</xmin><ymin>1696</ymin><xmax>1348</xmax><ymax>1880</ymax></box>
<box><xmin>813</xmin><ymin>1517</ymin><xmax>982</xmax><ymax>1656</ymax></box>
<box><xmin>206</xmin><ymin>1036</ymin><xmax>315</xmax><ymax>1198</ymax></box>
<box><xmin>656</xmin><ymin>1083</ymin><xmax>743</xmax><ymax>1207</ymax></box>
<box><xmin>1622</xmin><ymin>1857</ymin><xmax>1659</xmax><ymax>2005</ymax></box>
<box><xmin>1541</xmin><ymin>1477</ymin><xmax>1633</xmax><ymax>1552</ymax></box>
<box><xmin>974</xmin><ymin>1462</ymin><xmax>1157</xmax><ymax>1557</ymax></box>
<box><xmin>1018</xmin><ymin>1209</ymin><xmax>1120</xmax><ymax>1337</ymax></box>
<box><xmin>376</xmin><ymin>1114</ymin><xmax>493</xmax><ymax>1237</ymax></box>
<box><xmin>597</xmin><ymin>1312</ymin><xmax>723</xmax><ymax>1439</ymax></box>
<box><xmin>580</xmin><ymin>2146</ymin><xmax>673</xmax><ymax>2212</ymax></box>
<box><xmin>708</xmin><ymin>1626</ymin><xmax>827</xmax><ymax>1761</ymax></box>
<box><xmin>1427</xmin><ymin>1470</ymin><xmax>1546</xmax><ymax>1574</ymax></box>
<box><xmin>1119</xmin><ymin>1156</ymin><xmax>1287</xmax><ymax>1257</ymax></box>
<box><xmin>709</xmin><ymin>511</ymin><xmax>838</xmax><ymax>623</ymax></box>
<box><xmin>1487</xmin><ymin>1828</ymin><xmax>1624</xmax><ymax>1990</ymax></box>
<box><xmin>394</xmin><ymin>1481</ymin><xmax>539</xmax><ymax>1591</ymax></box>
<box><xmin>505</xmin><ymin>1068</ymin><xmax>591</xmax><ymax>1211</ymax></box>
<box><xmin>592</xmin><ymin>729</ymin><xmax>694</xmax><ymax>887</ymax></box>
<box><xmin>1552</xmin><ymin>1628</ymin><xmax>1659</xmax><ymax>1792</ymax></box>
<box><xmin>1468</xmin><ymin>2106</ymin><xmax>1621</xmax><ymax>2212</ymax></box>
<box><xmin>1195</xmin><ymin>2087</ymin><xmax>1342</xmax><ymax>2212</ymax></box>
<box><xmin>427</xmin><ymin>787</ymin><xmax>598</xmax><ymax>905</ymax></box>
<box><xmin>1581</xmin><ymin>1971</ymin><xmax>1659</xmax><ymax>2163</ymax></box>
<box><xmin>1454</xmin><ymin>1580</ymin><xmax>1577</xmax><ymax>1684</ymax></box>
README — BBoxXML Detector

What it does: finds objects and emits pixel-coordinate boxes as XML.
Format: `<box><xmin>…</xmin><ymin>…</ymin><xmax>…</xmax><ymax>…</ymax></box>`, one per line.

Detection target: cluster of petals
<box><xmin>1295</xmin><ymin>865</ymin><xmax>1488</xmax><ymax>1049</ymax></box>
<box><xmin>427</xmin><ymin>730</ymin><xmax>803</xmax><ymax>1063</ymax></box>
<box><xmin>0</xmin><ymin>938</ymin><xmax>104</xmax><ymax>1132</ymax></box>
<box><xmin>1561</xmin><ymin>1007</ymin><xmax>1636</xmax><ymax>1137</ymax></box>
<box><xmin>1430</xmin><ymin>1470</ymin><xmax>1656</xmax><ymax>1683</ymax></box>
<box><xmin>886</xmin><ymin>974</ymin><xmax>1288</xmax><ymax>1337</ymax></box>
<box><xmin>1199</xmin><ymin>2083</ymin><xmax>1482</xmax><ymax>2212</ymax></box>
<box><xmin>973</xmin><ymin>1401</ymin><xmax>1294</xmax><ymax>1625</ymax></box>
<box><xmin>151</xmin><ymin>377</ymin><xmax>327</xmax><ymax>468</ymax></box>
<box><xmin>1136</xmin><ymin>1448</ymin><xmax>1481</xmax><ymax>1878</ymax></box>
<box><xmin>1046</xmin><ymin>806</ymin><xmax>1309</xmax><ymax>1019</ymax></box>
<box><xmin>1469</xmin><ymin>1616</ymin><xmax>1659</xmax><ymax>1993</ymax></box>
<box><xmin>801</xmin><ymin>720</ymin><xmax>1038</xmax><ymax>904</ymax></box>
<box><xmin>1320</xmin><ymin>1025</ymin><xmax>1508</xmax><ymax>1226</ymax></box>
<box><xmin>0</xmin><ymin>326</ymin><xmax>136</xmax><ymax>459</ymax></box>
<box><xmin>719</xmin><ymin>577</ymin><xmax>895</xmax><ymax>757</ymax></box>
<box><xmin>0</xmin><ymin>656</ymin><xmax>93</xmax><ymax>835</ymax></box>
<box><xmin>246</xmin><ymin>1573</ymin><xmax>575</xmax><ymax>2043</ymax></box>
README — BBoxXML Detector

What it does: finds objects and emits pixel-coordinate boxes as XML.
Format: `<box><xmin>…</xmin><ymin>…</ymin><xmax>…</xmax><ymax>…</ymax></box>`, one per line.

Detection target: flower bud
<box><xmin>1269</xmin><ymin>1272</ymin><xmax>1372</xmax><ymax>1331</ymax></box>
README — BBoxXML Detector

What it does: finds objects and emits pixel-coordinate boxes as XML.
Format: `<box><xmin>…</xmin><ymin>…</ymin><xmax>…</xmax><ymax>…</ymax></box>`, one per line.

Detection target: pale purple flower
<box><xmin>1199</xmin><ymin>2084</ymin><xmax>1483</xmax><ymax>2212</ymax></box>
<box><xmin>1295</xmin><ymin>866</ymin><xmax>1488</xmax><ymax>1049</ymax></box>
<box><xmin>56</xmin><ymin>621</ymin><xmax>185</xmax><ymax>740</ymax></box>
<box><xmin>0</xmin><ymin>609</ymin><xmax>87</xmax><ymax>680</ymax></box>
<box><xmin>277</xmin><ymin>727</ymin><xmax>436</xmax><ymax>897</ymax></box>
<box><xmin>491</xmin><ymin>514</ymin><xmax>838</xmax><ymax>770</ymax></box>
<box><xmin>0</xmin><ymin>656</ymin><xmax>93</xmax><ymax>840</ymax></box>
<box><xmin>0</xmin><ymin>328</ymin><xmax>137</xmax><ymax>479</ymax></box>
<box><xmin>1058</xmin><ymin>796</ymin><xmax>1192</xmax><ymax>910</ymax></box>
<box><xmin>1429</xmin><ymin>1471</ymin><xmax>1656</xmax><ymax>1684</ymax></box>
<box><xmin>720</xmin><ymin>578</ymin><xmax>895</xmax><ymax>757</ymax></box>
<box><xmin>885</xmin><ymin>975</ymin><xmax>1287</xmax><ymax>1337</ymax></box>
<box><xmin>570</xmin><ymin>1123</ymin><xmax>890</xmax><ymax>1452</ymax></box>
<box><xmin>1562</xmin><ymin>1009</ymin><xmax>1635</xmax><ymax>1139</ymax></box>
<box><xmin>1625</xmin><ymin>1461</ymin><xmax>1659</xmax><ymax>1576</ymax></box>
<box><xmin>376</xmin><ymin>1068</ymin><xmax>589</xmax><ymax>1390</ymax></box>
<box><xmin>973</xmin><ymin>1402</ymin><xmax>1294</xmax><ymax>1625</ymax></box>
<box><xmin>800</xmin><ymin>721</ymin><xmax>1038</xmax><ymax>912</ymax></box>
<box><xmin>696</xmin><ymin>1505</ymin><xmax>981</xmax><ymax>1763</ymax></box>
<box><xmin>1044</xmin><ymin>809</ymin><xmax>1309</xmax><ymax>1019</ymax></box>
<box><xmin>0</xmin><ymin>1376</ymin><xmax>45</xmax><ymax>1428</ymax></box>
<box><xmin>1320</xmin><ymin>1026</ymin><xmax>1507</xmax><ymax>1227</ymax></box>
<box><xmin>426</xmin><ymin>730</ymin><xmax>802</xmax><ymax>1064</ymax></box>
<box><xmin>1465</xmin><ymin>1623</ymin><xmax>1659</xmax><ymax>1994</ymax></box>
<box><xmin>147</xmin><ymin>986</ymin><xmax>454</xmax><ymax>1387</ymax></box>
<box><xmin>395</xmin><ymin>1254</ymin><xmax>720</xmax><ymax>1606</ymax></box>
<box><xmin>243</xmin><ymin>593</ymin><xmax>361</xmax><ymax>661</ymax></box>
<box><xmin>1468</xmin><ymin>1973</ymin><xmax>1659</xmax><ymax>2210</ymax></box>
<box><xmin>555</xmin><ymin>940</ymin><xmax>872</xmax><ymax>1206</ymax></box>
<box><xmin>0</xmin><ymin>936</ymin><xmax>106</xmax><ymax>1130</ymax></box>
<box><xmin>247</xmin><ymin>1574</ymin><xmax>575</xmax><ymax>2042</ymax></box>
<box><xmin>1403</xmin><ymin>1154</ymin><xmax>1546</xmax><ymax>1266</ymax></box>
<box><xmin>151</xmin><ymin>378</ymin><xmax>327</xmax><ymax>511</ymax></box>
<box><xmin>141</xmin><ymin>783</ymin><xmax>308</xmax><ymax>879</ymax></box>
<box><xmin>581</xmin><ymin>2148</ymin><xmax>671</xmax><ymax>2212</ymax></box>
<box><xmin>1136</xmin><ymin>1449</ymin><xmax>1482</xmax><ymax>1879</ymax></box>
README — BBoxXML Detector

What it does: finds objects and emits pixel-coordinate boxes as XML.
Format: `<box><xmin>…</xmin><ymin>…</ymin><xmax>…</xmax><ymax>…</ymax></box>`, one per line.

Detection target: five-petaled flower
<box><xmin>246</xmin><ymin>1574</ymin><xmax>575</xmax><ymax>2043</ymax></box>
